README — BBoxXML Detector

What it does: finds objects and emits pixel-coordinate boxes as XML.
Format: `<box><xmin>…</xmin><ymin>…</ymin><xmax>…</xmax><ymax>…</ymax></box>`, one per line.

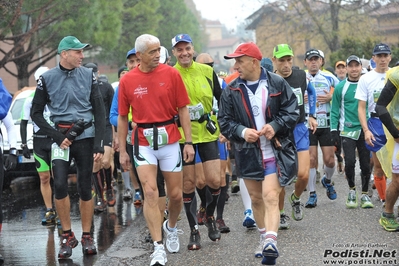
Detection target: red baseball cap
<box><xmin>224</xmin><ymin>42</ymin><xmax>263</xmax><ymax>61</ymax></box>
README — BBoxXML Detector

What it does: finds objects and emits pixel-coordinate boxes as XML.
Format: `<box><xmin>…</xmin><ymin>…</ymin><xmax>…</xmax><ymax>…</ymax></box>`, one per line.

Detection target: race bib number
<box><xmin>292</xmin><ymin>87</ymin><xmax>303</xmax><ymax>106</ymax></box>
<box><xmin>126</xmin><ymin>129</ymin><xmax>132</xmax><ymax>145</ymax></box>
<box><xmin>51</xmin><ymin>143</ymin><xmax>70</xmax><ymax>161</ymax></box>
<box><xmin>143</xmin><ymin>127</ymin><xmax>169</xmax><ymax>148</ymax></box>
<box><xmin>317</xmin><ymin>114</ymin><xmax>328</xmax><ymax>128</ymax></box>
<box><xmin>340</xmin><ymin>130</ymin><xmax>361</xmax><ymax>140</ymax></box>
<box><xmin>188</xmin><ymin>103</ymin><xmax>205</xmax><ymax>121</ymax></box>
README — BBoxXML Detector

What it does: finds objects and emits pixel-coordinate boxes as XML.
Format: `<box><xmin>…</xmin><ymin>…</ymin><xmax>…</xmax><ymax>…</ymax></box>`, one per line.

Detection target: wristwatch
<box><xmin>309</xmin><ymin>114</ymin><xmax>316</xmax><ymax>119</ymax></box>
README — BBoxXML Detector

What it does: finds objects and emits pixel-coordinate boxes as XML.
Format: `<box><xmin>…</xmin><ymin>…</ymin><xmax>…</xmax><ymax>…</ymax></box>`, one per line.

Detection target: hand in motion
<box><xmin>66</xmin><ymin>119</ymin><xmax>86</xmax><ymax>140</ymax></box>
<box><xmin>244</xmin><ymin>128</ymin><xmax>261</xmax><ymax>143</ymax></box>
<box><xmin>5</xmin><ymin>149</ymin><xmax>17</xmax><ymax>171</ymax></box>
<box><xmin>22</xmin><ymin>145</ymin><xmax>31</xmax><ymax>159</ymax></box>
<box><xmin>259</xmin><ymin>124</ymin><xmax>275</xmax><ymax>140</ymax></box>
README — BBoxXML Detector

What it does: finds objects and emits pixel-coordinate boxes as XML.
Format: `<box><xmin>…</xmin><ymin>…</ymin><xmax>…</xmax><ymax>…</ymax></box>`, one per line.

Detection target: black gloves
<box><xmin>5</xmin><ymin>148</ymin><xmax>17</xmax><ymax>171</ymax></box>
<box><xmin>22</xmin><ymin>145</ymin><xmax>30</xmax><ymax>159</ymax></box>
<box><xmin>66</xmin><ymin>119</ymin><xmax>86</xmax><ymax>141</ymax></box>
<box><xmin>331</xmin><ymin>130</ymin><xmax>340</xmax><ymax>146</ymax></box>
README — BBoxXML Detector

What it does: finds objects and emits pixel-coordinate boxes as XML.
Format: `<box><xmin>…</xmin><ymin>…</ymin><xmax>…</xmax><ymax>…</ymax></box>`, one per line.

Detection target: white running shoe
<box><xmin>150</xmin><ymin>243</ymin><xmax>167</xmax><ymax>266</ymax></box>
<box><xmin>254</xmin><ymin>234</ymin><xmax>266</xmax><ymax>258</ymax></box>
<box><xmin>162</xmin><ymin>220</ymin><xmax>182</xmax><ymax>253</ymax></box>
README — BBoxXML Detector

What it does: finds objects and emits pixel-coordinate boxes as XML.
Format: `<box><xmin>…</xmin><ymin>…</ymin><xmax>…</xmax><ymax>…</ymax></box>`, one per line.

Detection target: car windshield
<box><xmin>10</xmin><ymin>98</ymin><xmax>32</xmax><ymax>124</ymax></box>
<box><xmin>11</xmin><ymin>98</ymin><xmax>25</xmax><ymax>122</ymax></box>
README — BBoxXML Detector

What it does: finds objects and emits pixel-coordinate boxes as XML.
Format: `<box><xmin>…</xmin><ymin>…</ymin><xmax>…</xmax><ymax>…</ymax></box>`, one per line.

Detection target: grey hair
<box><xmin>135</xmin><ymin>34</ymin><xmax>160</xmax><ymax>53</ymax></box>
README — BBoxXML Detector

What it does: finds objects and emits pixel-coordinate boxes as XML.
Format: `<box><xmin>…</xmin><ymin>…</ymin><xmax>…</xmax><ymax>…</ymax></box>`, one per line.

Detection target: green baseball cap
<box><xmin>273</xmin><ymin>44</ymin><xmax>294</xmax><ymax>58</ymax></box>
<box><xmin>57</xmin><ymin>36</ymin><xmax>90</xmax><ymax>54</ymax></box>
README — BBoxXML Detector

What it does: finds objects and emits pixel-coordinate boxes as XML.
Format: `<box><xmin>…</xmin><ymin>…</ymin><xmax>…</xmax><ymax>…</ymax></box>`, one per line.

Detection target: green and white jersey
<box><xmin>331</xmin><ymin>79</ymin><xmax>364</xmax><ymax>140</ymax></box>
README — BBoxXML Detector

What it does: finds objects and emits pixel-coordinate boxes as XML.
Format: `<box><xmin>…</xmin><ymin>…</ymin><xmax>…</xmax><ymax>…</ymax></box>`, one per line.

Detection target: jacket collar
<box><xmin>235</xmin><ymin>67</ymin><xmax>267</xmax><ymax>86</ymax></box>
<box><xmin>174</xmin><ymin>60</ymin><xmax>195</xmax><ymax>71</ymax></box>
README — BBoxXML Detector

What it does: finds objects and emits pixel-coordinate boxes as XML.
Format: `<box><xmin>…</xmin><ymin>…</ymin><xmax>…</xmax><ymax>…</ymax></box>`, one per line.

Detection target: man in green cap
<box><xmin>31</xmin><ymin>35</ymin><xmax>105</xmax><ymax>258</ymax></box>
<box><xmin>272</xmin><ymin>44</ymin><xmax>317</xmax><ymax>229</ymax></box>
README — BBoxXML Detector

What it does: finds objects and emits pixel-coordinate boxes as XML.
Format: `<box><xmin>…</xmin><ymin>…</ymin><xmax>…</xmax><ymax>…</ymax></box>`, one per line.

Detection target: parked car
<box><xmin>1</xmin><ymin>87</ymin><xmax>37</xmax><ymax>188</ymax></box>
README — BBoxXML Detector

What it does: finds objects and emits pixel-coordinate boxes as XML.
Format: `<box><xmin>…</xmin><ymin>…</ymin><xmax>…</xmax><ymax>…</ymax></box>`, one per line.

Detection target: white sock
<box><xmin>240</xmin><ymin>178</ymin><xmax>252</xmax><ymax>210</ymax></box>
<box><xmin>308</xmin><ymin>168</ymin><xmax>316</xmax><ymax>192</ymax></box>
<box><xmin>122</xmin><ymin>171</ymin><xmax>132</xmax><ymax>190</ymax></box>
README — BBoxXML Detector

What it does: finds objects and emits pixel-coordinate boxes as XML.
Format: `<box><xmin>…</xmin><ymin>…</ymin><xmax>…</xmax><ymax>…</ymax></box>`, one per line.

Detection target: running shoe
<box><xmin>231</xmin><ymin>180</ymin><xmax>240</xmax><ymax>193</ymax></box>
<box><xmin>243</xmin><ymin>209</ymin><xmax>256</xmax><ymax>228</ymax></box>
<box><xmin>346</xmin><ymin>190</ymin><xmax>357</xmax><ymax>209</ymax></box>
<box><xmin>42</xmin><ymin>209</ymin><xmax>57</xmax><ymax>226</ymax></box>
<box><xmin>379</xmin><ymin>213</ymin><xmax>399</xmax><ymax>232</ymax></box>
<box><xmin>279</xmin><ymin>213</ymin><xmax>290</xmax><ymax>230</ymax></box>
<box><xmin>56</xmin><ymin>215</ymin><xmax>61</xmax><ymax>227</ymax></box>
<box><xmin>81</xmin><ymin>235</ymin><xmax>97</xmax><ymax>255</ymax></box>
<box><xmin>150</xmin><ymin>243</ymin><xmax>167</xmax><ymax>266</ymax></box>
<box><xmin>145</xmin><ymin>232</ymin><xmax>152</xmax><ymax>243</ymax></box>
<box><xmin>94</xmin><ymin>200</ymin><xmax>107</xmax><ymax>213</ymax></box>
<box><xmin>123</xmin><ymin>189</ymin><xmax>133</xmax><ymax>200</ymax></box>
<box><xmin>360</xmin><ymin>194</ymin><xmax>374</xmax><ymax>209</ymax></box>
<box><xmin>187</xmin><ymin>228</ymin><xmax>201</xmax><ymax>250</ymax></box>
<box><xmin>255</xmin><ymin>234</ymin><xmax>266</xmax><ymax>258</ymax></box>
<box><xmin>262</xmin><ymin>239</ymin><xmax>279</xmax><ymax>265</ymax></box>
<box><xmin>106</xmin><ymin>189</ymin><xmax>116</xmax><ymax>207</ymax></box>
<box><xmin>58</xmin><ymin>232</ymin><xmax>79</xmax><ymax>259</ymax></box>
<box><xmin>196</xmin><ymin>207</ymin><xmax>206</xmax><ymax>225</ymax></box>
<box><xmin>205</xmin><ymin>216</ymin><xmax>221</xmax><ymax>241</ymax></box>
<box><xmin>162</xmin><ymin>220</ymin><xmax>182</xmax><ymax>253</ymax></box>
<box><xmin>216</xmin><ymin>218</ymin><xmax>230</xmax><ymax>233</ymax></box>
<box><xmin>133</xmin><ymin>191</ymin><xmax>142</xmax><ymax>205</ymax></box>
<box><xmin>164</xmin><ymin>210</ymin><xmax>169</xmax><ymax>222</ymax></box>
<box><xmin>321</xmin><ymin>176</ymin><xmax>337</xmax><ymax>200</ymax></box>
<box><xmin>305</xmin><ymin>193</ymin><xmax>317</xmax><ymax>208</ymax></box>
<box><xmin>289</xmin><ymin>193</ymin><xmax>304</xmax><ymax>221</ymax></box>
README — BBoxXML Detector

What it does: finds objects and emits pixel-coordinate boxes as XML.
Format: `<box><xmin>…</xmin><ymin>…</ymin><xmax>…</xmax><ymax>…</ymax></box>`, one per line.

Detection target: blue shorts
<box><xmin>195</xmin><ymin>148</ymin><xmax>201</xmax><ymax>164</ymax></box>
<box><xmin>195</xmin><ymin>140</ymin><xmax>226</xmax><ymax>163</ymax></box>
<box><xmin>218</xmin><ymin>141</ymin><xmax>228</xmax><ymax>161</ymax></box>
<box><xmin>263</xmin><ymin>157</ymin><xmax>277</xmax><ymax>176</ymax></box>
<box><xmin>294</xmin><ymin>122</ymin><xmax>309</xmax><ymax>152</ymax></box>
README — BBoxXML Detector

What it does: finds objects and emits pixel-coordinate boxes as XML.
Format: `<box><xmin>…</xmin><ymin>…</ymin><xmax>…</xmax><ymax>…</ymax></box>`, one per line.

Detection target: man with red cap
<box><xmin>218</xmin><ymin>42</ymin><xmax>299</xmax><ymax>265</ymax></box>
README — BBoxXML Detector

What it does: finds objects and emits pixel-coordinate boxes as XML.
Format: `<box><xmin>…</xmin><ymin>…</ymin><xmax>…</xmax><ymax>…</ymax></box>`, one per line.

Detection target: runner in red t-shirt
<box><xmin>118</xmin><ymin>34</ymin><xmax>195</xmax><ymax>266</ymax></box>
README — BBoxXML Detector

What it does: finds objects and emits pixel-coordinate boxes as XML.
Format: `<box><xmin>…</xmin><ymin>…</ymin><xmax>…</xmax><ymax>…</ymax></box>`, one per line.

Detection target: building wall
<box><xmin>206</xmin><ymin>26</ymin><xmax>223</xmax><ymax>41</ymax></box>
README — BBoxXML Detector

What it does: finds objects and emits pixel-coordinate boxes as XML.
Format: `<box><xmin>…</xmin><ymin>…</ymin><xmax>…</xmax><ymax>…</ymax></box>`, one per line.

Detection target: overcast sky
<box><xmin>192</xmin><ymin>0</ymin><xmax>264</xmax><ymax>30</ymax></box>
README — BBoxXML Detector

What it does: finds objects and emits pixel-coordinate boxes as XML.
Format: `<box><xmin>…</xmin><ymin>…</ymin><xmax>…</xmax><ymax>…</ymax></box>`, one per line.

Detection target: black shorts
<box><xmin>181</xmin><ymin>140</ymin><xmax>220</xmax><ymax>166</ymax></box>
<box><xmin>309</xmin><ymin>128</ymin><xmax>333</xmax><ymax>147</ymax></box>
<box><xmin>33</xmin><ymin>136</ymin><xmax>53</xmax><ymax>172</ymax></box>
<box><xmin>104</xmin><ymin>125</ymin><xmax>113</xmax><ymax>147</ymax></box>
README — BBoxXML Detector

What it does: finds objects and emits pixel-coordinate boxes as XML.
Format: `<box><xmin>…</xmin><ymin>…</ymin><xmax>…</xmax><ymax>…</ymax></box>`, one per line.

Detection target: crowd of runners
<box><xmin>3</xmin><ymin>32</ymin><xmax>399</xmax><ymax>266</ymax></box>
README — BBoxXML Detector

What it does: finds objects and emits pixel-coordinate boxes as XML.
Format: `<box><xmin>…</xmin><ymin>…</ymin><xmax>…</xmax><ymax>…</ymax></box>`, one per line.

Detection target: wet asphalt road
<box><xmin>2</xmin><ymin>161</ymin><xmax>399</xmax><ymax>266</ymax></box>
<box><xmin>95</xmin><ymin>170</ymin><xmax>399</xmax><ymax>266</ymax></box>
<box><xmin>0</xmin><ymin>176</ymin><xmax>142</xmax><ymax>266</ymax></box>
